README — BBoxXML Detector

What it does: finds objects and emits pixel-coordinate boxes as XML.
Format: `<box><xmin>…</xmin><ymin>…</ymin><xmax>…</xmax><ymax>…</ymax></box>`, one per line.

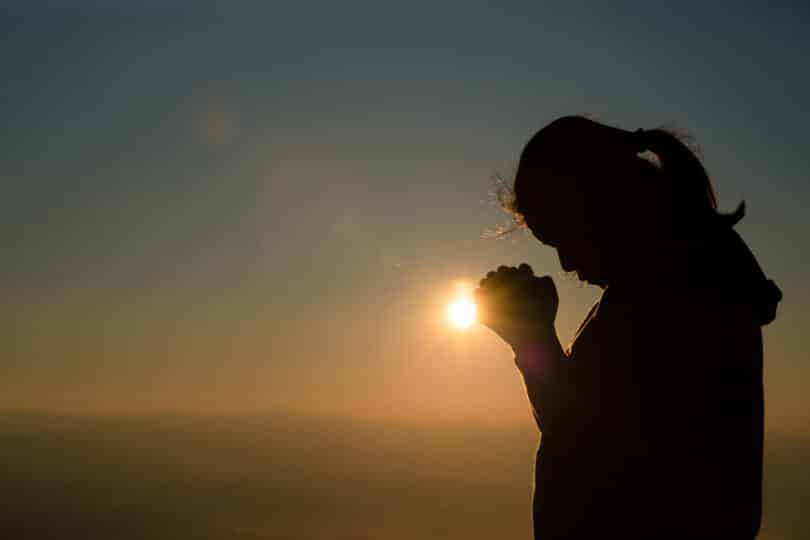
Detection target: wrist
<box><xmin>510</xmin><ymin>325</ymin><xmax>559</xmax><ymax>357</ymax></box>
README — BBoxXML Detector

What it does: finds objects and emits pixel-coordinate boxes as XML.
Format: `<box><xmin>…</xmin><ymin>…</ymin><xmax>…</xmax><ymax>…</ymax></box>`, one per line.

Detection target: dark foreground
<box><xmin>1</xmin><ymin>412</ymin><xmax>806</xmax><ymax>539</ymax></box>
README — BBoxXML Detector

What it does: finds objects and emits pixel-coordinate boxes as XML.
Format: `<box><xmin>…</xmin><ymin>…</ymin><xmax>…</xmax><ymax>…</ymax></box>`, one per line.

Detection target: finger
<box><xmin>480</xmin><ymin>271</ymin><xmax>496</xmax><ymax>285</ymax></box>
<box><xmin>534</xmin><ymin>275</ymin><xmax>559</xmax><ymax>305</ymax></box>
<box><xmin>534</xmin><ymin>275</ymin><xmax>555</xmax><ymax>294</ymax></box>
<box><xmin>514</xmin><ymin>265</ymin><xmax>535</xmax><ymax>286</ymax></box>
<box><xmin>475</xmin><ymin>282</ymin><xmax>501</xmax><ymax>304</ymax></box>
<box><xmin>479</xmin><ymin>270</ymin><xmax>495</xmax><ymax>288</ymax></box>
<box><xmin>494</xmin><ymin>266</ymin><xmax>519</xmax><ymax>285</ymax></box>
<box><xmin>480</xmin><ymin>268</ymin><xmax>504</xmax><ymax>291</ymax></box>
<box><xmin>478</xmin><ymin>281</ymin><xmax>510</xmax><ymax>306</ymax></box>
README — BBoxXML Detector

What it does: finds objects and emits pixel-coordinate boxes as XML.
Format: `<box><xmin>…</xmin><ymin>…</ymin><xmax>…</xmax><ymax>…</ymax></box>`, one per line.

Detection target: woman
<box><xmin>476</xmin><ymin>116</ymin><xmax>781</xmax><ymax>539</ymax></box>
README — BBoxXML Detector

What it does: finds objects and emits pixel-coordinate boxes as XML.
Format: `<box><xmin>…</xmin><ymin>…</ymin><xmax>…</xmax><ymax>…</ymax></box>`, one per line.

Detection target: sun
<box><xmin>447</xmin><ymin>296</ymin><xmax>477</xmax><ymax>329</ymax></box>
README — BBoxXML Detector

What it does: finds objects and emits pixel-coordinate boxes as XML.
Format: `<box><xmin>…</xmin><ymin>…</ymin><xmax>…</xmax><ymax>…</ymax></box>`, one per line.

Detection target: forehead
<box><xmin>522</xmin><ymin>206</ymin><xmax>570</xmax><ymax>247</ymax></box>
<box><xmin>518</xmin><ymin>179</ymin><xmax>595</xmax><ymax>245</ymax></box>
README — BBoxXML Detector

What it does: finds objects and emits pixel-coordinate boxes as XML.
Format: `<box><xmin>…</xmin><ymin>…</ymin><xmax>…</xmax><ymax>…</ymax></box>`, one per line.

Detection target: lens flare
<box><xmin>447</xmin><ymin>297</ymin><xmax>476</xmax><ymax>329</ymax></box>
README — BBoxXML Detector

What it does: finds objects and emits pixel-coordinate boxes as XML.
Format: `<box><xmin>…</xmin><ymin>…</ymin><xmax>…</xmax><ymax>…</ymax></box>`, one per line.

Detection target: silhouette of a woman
<box><xmin>476</xmin><ymin>116</ymin><xmax>781</xmax><ymax>539</ymax></box>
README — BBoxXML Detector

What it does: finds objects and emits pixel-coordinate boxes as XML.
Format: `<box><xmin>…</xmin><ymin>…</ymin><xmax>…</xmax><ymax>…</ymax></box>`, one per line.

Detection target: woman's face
<box><xmin>520</xmin><ymin>189</ymin><xmax>622</xmax><ymax>288</ymax></box>
<box><xmin>516</xmin><ymin>154</ymin><xmax>660</xmax><ymax>287</ymax></box>
<box><xmin>528</xmin><ymin>219</ymin><xmax>611</xmax><ymax>286</ymax></box>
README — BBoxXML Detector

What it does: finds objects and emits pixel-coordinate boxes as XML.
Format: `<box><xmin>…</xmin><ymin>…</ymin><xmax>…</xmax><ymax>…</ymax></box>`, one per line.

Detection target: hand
<box><xmin>475</xmin><ymin>264</ymin><xmax>558</xmax><ymax>351</ymax></box>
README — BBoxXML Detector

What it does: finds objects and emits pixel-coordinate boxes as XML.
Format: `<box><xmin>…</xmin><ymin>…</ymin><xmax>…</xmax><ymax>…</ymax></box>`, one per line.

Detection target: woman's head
<box><xmin>504</xmin><ymin>116</ymin><xmax>743</xmax><ymax>286</ymax></box>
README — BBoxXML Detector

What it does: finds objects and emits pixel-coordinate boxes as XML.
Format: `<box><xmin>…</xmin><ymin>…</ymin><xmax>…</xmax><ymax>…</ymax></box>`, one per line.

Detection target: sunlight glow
<box><xmin>447</xmin><ymin>297</ymin><xmax>477</xmax><ymax>329</ymax></box>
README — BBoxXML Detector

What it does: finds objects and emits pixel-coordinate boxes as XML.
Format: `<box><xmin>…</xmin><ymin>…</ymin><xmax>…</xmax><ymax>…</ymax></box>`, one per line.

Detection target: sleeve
<box><xmin>515</xmin><ymin>330</ymin><xmax>596</xmax><ymax>437</ymax></box>
<box><xmin>517</xmin><ymin>298</ymin><xmax>611</xmax><ymax>435</ymax></box>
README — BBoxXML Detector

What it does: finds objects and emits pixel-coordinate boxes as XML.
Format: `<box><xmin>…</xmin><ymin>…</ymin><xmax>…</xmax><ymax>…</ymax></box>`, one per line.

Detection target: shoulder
<box><xmin>581</xmin><ymin>285</ymin><xmax>755</xmax><ymax>352</ymax></box>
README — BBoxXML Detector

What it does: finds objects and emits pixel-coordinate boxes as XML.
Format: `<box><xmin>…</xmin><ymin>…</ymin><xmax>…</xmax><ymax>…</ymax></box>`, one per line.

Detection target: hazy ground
<box><xmin>1</xmin><ymin>412</ymin><xmax>806</xmax><ymax>539</ymax></box>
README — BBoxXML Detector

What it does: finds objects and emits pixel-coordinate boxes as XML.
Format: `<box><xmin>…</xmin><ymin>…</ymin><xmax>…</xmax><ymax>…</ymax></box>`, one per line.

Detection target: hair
<box><xmin>500</xmin><ymin>116</ymin><xmax>745</xmax><ymax>234</ymax></box>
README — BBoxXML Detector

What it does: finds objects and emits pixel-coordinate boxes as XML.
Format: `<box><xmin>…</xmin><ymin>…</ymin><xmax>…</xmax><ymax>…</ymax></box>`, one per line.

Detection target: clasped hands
<box><xmin>475</xmin><ymin>263</ymin><xmax>559</xmax><ymax>354</ymax></box>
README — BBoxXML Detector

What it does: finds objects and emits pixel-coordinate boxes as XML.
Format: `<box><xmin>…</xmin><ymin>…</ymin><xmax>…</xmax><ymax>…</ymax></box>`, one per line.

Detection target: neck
<box><xmin>606</xmin><ymin>231</ymin><xmax>687</xmax><ymax>291</ymax></box>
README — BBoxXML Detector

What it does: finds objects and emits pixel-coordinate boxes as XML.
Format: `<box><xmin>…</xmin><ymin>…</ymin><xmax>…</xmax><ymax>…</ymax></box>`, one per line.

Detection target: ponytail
<box><xmin>635</xmin><ymin>128</ymin><xmax>745</xmax><ymax>229</ymax></box>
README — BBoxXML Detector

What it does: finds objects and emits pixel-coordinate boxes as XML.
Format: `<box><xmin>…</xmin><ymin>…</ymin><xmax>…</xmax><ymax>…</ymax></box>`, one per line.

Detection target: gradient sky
<box><xmin>2</xmin><ymin>2</ymin><xmax>808</xmax><ymax>431</ymax></box>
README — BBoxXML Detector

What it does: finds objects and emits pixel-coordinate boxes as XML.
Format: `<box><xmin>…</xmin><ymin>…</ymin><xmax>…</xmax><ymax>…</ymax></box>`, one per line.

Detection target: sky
<box><xmin>2</xmin><ymin>1</ymin><xmax>809</xmax><ymax>432</ymax></box>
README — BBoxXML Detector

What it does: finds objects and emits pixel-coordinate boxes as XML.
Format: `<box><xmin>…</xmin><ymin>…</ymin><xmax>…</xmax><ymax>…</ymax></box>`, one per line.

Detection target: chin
<box><xmin>577</xmin><ymin>269</ymin><xmax>608</xmax><ymax>288</ymax></box>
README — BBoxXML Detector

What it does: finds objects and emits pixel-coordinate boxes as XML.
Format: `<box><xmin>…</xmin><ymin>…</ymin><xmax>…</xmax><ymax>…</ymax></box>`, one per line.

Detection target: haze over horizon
<box><xmin>2</xmin><ymin>411</ymin><xmax>809</xmax><ymax>540</ymax></box>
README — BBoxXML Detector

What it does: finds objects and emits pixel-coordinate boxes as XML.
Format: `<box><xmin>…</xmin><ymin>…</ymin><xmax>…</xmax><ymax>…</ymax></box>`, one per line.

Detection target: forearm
<box><xmin>512</xmin><ymin>330</ymin><xmax>568</xmax><ymax>433</ymax></box>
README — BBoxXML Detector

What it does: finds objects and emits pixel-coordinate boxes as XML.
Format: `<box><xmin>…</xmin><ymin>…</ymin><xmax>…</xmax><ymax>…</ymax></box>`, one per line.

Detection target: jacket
<box><xmin>520</xmin><ymin>228</ymin><xmax>781</xmax><ymax>539</ymax></box>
